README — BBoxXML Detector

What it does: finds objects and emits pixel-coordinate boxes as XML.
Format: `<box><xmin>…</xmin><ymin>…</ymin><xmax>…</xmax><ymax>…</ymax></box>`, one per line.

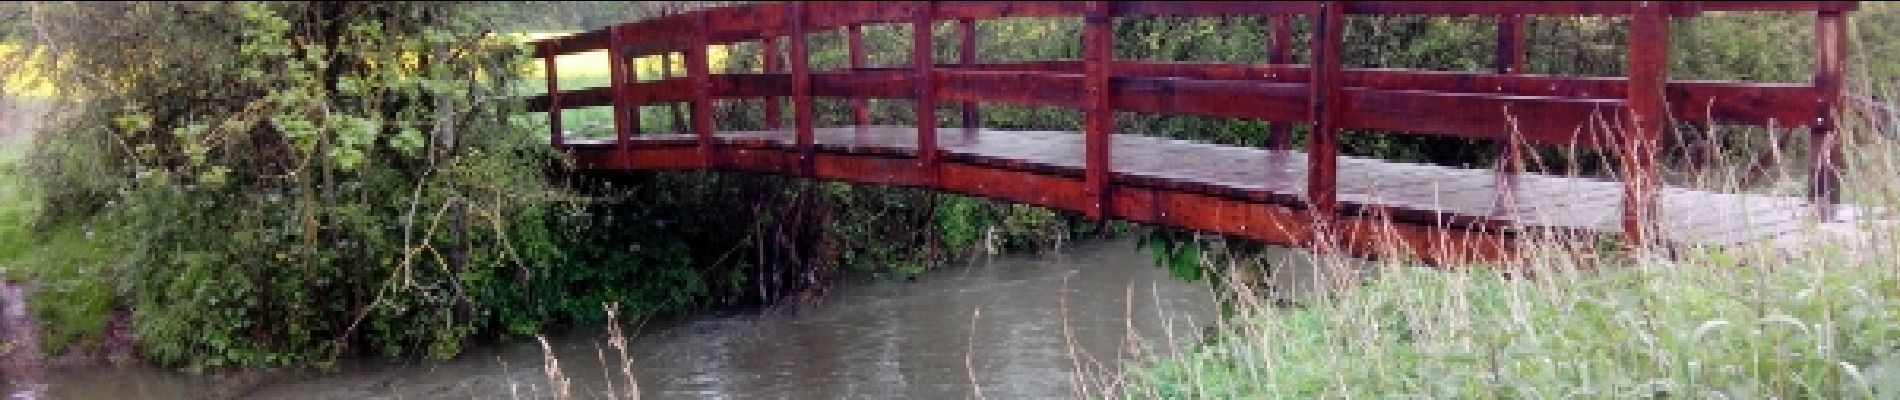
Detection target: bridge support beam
<box><xmin>1265</xmin><ymin>15</ymin><xmax>1296</xmax><ymax>151</ymax></box>
<box><xmin>959</xmin><ymin>18</ymin><xmax>980</xmax><ymax>130</ymax></box>
<box><xmin>1308</xmin><ymin>1</ymin><xmax>1345</xmax><ymax>251</ymax></box>
<box><xmin>1493</xmin><ymin>14</ymin><xmax>1526</xmax><ymax>217</ymax></box>
<box><xmin>1084</xmin><ymin>1</ymin><xmax>1114</xmax><ymax>219</ymax></box>
<box><xmin>688</xmin><ymin>10</ymin><xmax>716</xmax><ymax>166</ymax></box>
<box><xmin>1811</xmin><ymin>10</ymin><xmax>1847</xmax><ymax>218</ymax></box>
<box><xmin>540</xmin><ymin>41</ymin><xmax>564</xmax><ymax>148</ymax></box>
<box><xmin>763</xmin><ymin>37</ymin><xmax>782</xmax><ymax>130</ymax></box>
<box><xmin>1623</xmin><ymin>1</ymin><xmax>1669</xmax><ymax>246</ymax></box>
<box><xmin>848</xmin><ymin>23</ymin><xmax>871</xmax><ymax>126</ymax></box>
<box><xmin>791</xmin><ymin>2</ymin><xmax>815</xmax><ymax>176</ymax></box>
<box><xmin>914</xmin><ymin>2</ymin><xmax>940</xmax><ymax>184</ymax></box>
<box><xmin>608</xmin><ymin>25</ymin><xmax>636</xmax><ymax>164</ymax></box>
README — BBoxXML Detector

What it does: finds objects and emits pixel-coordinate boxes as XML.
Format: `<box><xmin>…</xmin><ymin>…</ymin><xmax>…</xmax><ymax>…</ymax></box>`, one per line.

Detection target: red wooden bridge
<box><xmin>531</xmin><ymin>1</ymin><xmax>1857</xmax><ymax>265</ymax></box>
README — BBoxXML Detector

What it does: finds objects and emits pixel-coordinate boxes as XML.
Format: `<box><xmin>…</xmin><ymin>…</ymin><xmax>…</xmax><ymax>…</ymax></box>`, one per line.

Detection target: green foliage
<box><xmin>8</xmin><ymin>2</ymin><xmax>560</xmax><ymax>370</ymax></box>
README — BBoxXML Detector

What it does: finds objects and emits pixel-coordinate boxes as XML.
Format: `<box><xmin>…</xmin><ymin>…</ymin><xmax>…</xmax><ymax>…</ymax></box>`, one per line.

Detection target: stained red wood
<box><xmin>791</xmin><ymin>2</ymin><xmax>816</xmax><ymax>175</ymax></box>
<box><xmin>688</xmin><ymin>11</ymin><xmax>716</xmax><ymax>163</ymax></box>
<box><xmin>1698</xmin><ymin>1</ymin><xmax>1858</xmax><ymax>12</ymax></box>
<box><xmin>913</xmin><ymin>3</ymin><xmax>939</xmax><ymax>182</ymax></box>
<box><xmin>936</xmin><ymin>71</ymin><xmax>1085</xmax><ymax>107</ymax></box>
<box><xmin>542</xmin><ymin>40</ymin><xmax>564</xmax><ymax>147</ymax></box>
<box><xmin>532</xmin><ymin>0</ymin><xmax>1860</xmax><ymax>266</ymax></box>
<box><xmin>805</xmin><ymin>1</ymin><xmax>922</xmax><ymax>31</ymax></box>
<box><xmin>1623</xmin><ymin>1</ymin><xmax>1669</xmax><ymax>244</ymax></box>
<box><xmin>703</xmin><ymin>3</ymin><xmax>792</xmax><ymax>44</ymax></box>
<box><xmin>608</xmin><ymin>25</ymin><xmax>635</xmax><ymax>158</ymax></box>
<box><xmin>959</xmin><ymin>18</ymin><xmax>980</xmax><ymax>129</ymax></box>
<box><xmin>563</xmin><ymin>127</ymin><xmax>1837</xmax><ymax>264</ymax></box>
<box><xmin>1084</xmin><ymin>1</ymin><xmax>1114</xmax><ymax>219</ymax></box>
<box><xmin>1117</xmin><ymin>1</ymin><xmax>1316</xmax><ymax>16</ymax></box>
<box><xmin>1493</xmin><ymin>14</ymin><xmax>1527</xmax><ymax>216</ymax></box>
<box><xmin>1344</xmin><ymin>1</ymin><xmax>1698</xmax><ymax>16</ymax></box>
<box><xmin>1811</xmin><ymin>10</ymin><xmax>1846</xmax><ymax>208</ymax></box>
<box><xmin>1308</xmin><ymin>1</ymin><xmax>1345</xmax><ymax>244</ymax></box>
<box><xmin>1266</xmin><ymin>15</ymin><xmax>1295</xmax><ymax>151</ymax></box>
<box><xmin>847</xmin><ymin>24</ymin><xmax>871</xmax><ymax>126</ymax></box>
<box><xmin>934</xmin><ymin>1</ymin><xmax>1088</xmax><ymax>19</ymax></box>
<box><xmin>763</xmin><ymin>38</ymin><xmax>783</xmax><ymax>130</ymax></box>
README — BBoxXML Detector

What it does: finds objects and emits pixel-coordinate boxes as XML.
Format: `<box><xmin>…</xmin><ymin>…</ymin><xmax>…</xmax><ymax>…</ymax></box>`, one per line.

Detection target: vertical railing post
<box><xmin>541</xmin><ymin>41</ymin><xmax>564</xmax><ymax>147</ymax></box>
<box><xmin>608</xmin><ymin>25</ymin><xmax>636</xmax><ymax>164</ymax></box>
<box><xmin>687</xmin><ymin>10</ymin><xmax>716</xmax><ymax>165</ymax></box>
<box><xmin>1265</xmin><ymin>14</ymin><xmax>1295</xmax><ymax>151</ymax></box>
<box><xmin>791</xmin><ymin>2</ymin><xmax>815</xmax><ymax>176</ymax></box>
<box><xmin>1811</xmin><ymin>9</ymin><xmax>1847</xmax><ymax>217</ymax></box>
<box><xmin>1083</xmin><ymin>1</ymin><xmax>1113</xmax><ymax>219</ymax></box>
<box><xmin>763</xmin><ymin>37</ymin><xmax>783</xmax><ymax>130</ymax></box>
<box><xmin>661</xmin><ymin>6</ymin><xmax>686</xmax><ymax>133</ymax></box>
<box><xmin>1623</xmin><ymin>1</ymin><xmax>1669</xmax><ymax>245</ymax></box>
<box><xmin>914</xmin><ymin>2</ymin><xmax>939</xmax><ymax>182</ymax></box>
<box><xmin>1493</xmin><ymin>14</ymin><xmax>1527</xmax><ymax>216</ymax></box>
<box><xmin>848</xmin><ymin>23</ymin><xmax>871</xmax><ymax>126</ymax></box>
<box><xmin>959</xmin><ymin>18</ymin><xmax>980</xmax><ymax>130</ymax></box>
<box><xmin>1308</xmin><ymin>1</ymin><xmax>1345</xmax><ymax>246</ymax></box>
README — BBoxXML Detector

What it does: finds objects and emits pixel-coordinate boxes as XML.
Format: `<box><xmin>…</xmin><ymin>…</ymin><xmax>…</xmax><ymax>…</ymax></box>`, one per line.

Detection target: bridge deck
<box><xmin>568</xmin><ymin>126</ymin><xmax>1824</xmax><ymax>247</ymax></box>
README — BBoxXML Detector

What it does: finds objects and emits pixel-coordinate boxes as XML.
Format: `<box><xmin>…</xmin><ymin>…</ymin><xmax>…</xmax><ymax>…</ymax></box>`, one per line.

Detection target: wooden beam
<box><xmin>791</xmin><ymin>2</ymin><xmax>816</xmax><ymax>176</ymax></box>
<box><xmin>688</xmin><ymin>10</ymin><xmax>716</xmax><ymax>164</ymax></box>
<box><xmin>914</xmin><ymin>2</ymin><xmax>940</xmax><ymax>183</ymax></box>
<box><xmin>1266</xmin><ymin>15</ymin><xmax>1296</xmax><ymax>151</ymax></box>
<box><xmin>1494</xmin><ymin>14</ymin><xmax>1527</xmax><ymax>217</ymax></box>
<box><xmin>541</xmin><ymin>41</ymin><xmax>564</xmax><ymax>147</ymax></box>
<box><xmin>847</xmin><ymin>23</ymin><xmax>871</xmax><ymax>126</ymax></box>
<box><xmin>1623</xmin><ymin>1</ymin><xmax>1669</xmax><ymax>245</ymax></box>
<box><xmin>1811</xmin><ymin>10</ymin><xmax>1847</xmax><ymax>212</ymax></box>
<box><xmin>608</xmin><ymin>25</ymin><xmax>635</xmax><ymax>161</ymax></box>
<box><xmin>1308</xmin><ymin>0</ymin><xmax>1346</xmax><ymax>248</ymax></box>
<box><xmin>763</xmin><ymin>37</ymin><xmax>782</xmax><ymax>130</ymax></box>
<box><xmin>934</xmin><ymin>1</ymin><xmax>1088</xmax><ymax>19</ymax></box>
<box><xmin>1084</xmin><ymin>1</ymin><xmax>1114</xmax><ymax>219</ymax></box>
<box><xmin>959</xmin><ymin>18</ymin><xmax>980</xmax><ymax>129</ymax></box>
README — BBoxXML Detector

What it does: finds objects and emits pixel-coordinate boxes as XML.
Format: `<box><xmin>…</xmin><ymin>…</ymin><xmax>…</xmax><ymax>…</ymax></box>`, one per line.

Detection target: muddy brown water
<box><xmin>16</xmin><ymin>239</ymin><xmax>1245</xmax><ymax>399</ymax></box>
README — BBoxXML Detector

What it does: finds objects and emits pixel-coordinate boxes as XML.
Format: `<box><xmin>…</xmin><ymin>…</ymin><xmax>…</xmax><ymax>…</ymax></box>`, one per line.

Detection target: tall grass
<box><xmin>1117</xmin><ymin>100</ymin><xmax>1900</xmax><ymax>397</ymax></box>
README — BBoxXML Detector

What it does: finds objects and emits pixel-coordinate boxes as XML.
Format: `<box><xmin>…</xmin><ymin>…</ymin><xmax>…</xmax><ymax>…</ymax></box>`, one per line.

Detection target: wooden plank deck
<box><xmin>568</xmin><ymin>126</ymin><xmax>1830</xmax><ymax>247</ymax></box>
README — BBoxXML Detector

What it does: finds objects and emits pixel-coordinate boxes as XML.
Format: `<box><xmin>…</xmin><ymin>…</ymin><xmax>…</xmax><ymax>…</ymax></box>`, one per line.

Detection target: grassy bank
<box><xmin>1119</xmin><ymin>116</ymin><xmax>1900</xmax><ymax>398</ymax></box>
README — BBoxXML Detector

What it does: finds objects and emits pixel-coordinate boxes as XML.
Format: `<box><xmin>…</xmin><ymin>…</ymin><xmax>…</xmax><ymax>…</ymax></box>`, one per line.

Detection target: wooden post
<box><xmin>608</xmin><ymin>25</ymin><xmax>635</xmax><ymax>162</ymax></box>
<box><xmin>914</xmin><ymin>2</ymin><xmax>939</xmax><ymax>182</ymax></box>
<box><xmin>1493</xmin><ymin>14</ymin><xmax>1526</xmax><ymax>216</ymax></box>
<box><xmin>791</xmin><ymin>2</ymin><xmax>815</xmax><ymax>175</ymax></box>
<box><xmin>764</xmin><ymin>37</ymin><xmax>783</xmax><ymax>130</ymax></box>
<box><xmin>959</xmin><ymin>18</ymin><xmax>980</xmax><ymax>130</ymax></box>
<box><xmin>1308</xmin><ymin>1</ymin><xmax>1344</xmax><ymax>241</ymax></box>
<box><xmin>1811</xmin><ymin>10</ymin><xmax>1847</xmax><ymax>216</ymax></box>
<box><xmin>848</xmin><ymin>23</ymin><xmax>871</xmax><ymax>126</ymax></box>
<box><xmin>1266</xmin><ymin>15</ymin><xmax>1295</xmax><ymax>151</ymax></box>
<box><xmin>662</xmin><ymin>51</ymin><xmax>686</xmax><ymax>132</ymax></box>
<box><xmin>687</xmin><ymin>10</ymin><xmax>716</xmax><ymax>165</ymax></box>
<box><xmin>661</xmin><ymin>7</ymin><xmax>686</xmax><ymax>133</ymax></box>
<box><xmin>541</xmin><ymin>41</ymin><xmax>564</xmax><ymax>147</ymax></box>
<box><xmin>1084</xmin><ymin>1</ymin><xmax>1113</xmax><ymax>219</ymax></box>
<box><xmin>1623</xmin><ymin>1</ymin><xmax>1669</xmax><ymax>245</ymax></box>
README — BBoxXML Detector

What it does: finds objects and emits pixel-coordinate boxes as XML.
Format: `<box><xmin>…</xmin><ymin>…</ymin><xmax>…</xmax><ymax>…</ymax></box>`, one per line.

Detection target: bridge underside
<box><xmin>564</xmin><ymin>126</ymin><xmax>1830</xmax><ymax>266</ymax></box>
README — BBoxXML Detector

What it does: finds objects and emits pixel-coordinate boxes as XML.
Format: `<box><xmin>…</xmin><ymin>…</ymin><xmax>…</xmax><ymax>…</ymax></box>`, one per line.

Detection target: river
<box><xmin>25</xmin><ymin>239</ymin><xmax>1226</xmax><ymax>399</ymax></box>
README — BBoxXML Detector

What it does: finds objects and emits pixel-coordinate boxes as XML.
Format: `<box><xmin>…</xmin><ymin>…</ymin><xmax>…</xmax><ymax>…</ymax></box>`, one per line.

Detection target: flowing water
<box><xmin>22</xmin><ymin>239</ymin><xmax>1229</xmax><ymax>399</ymax></box>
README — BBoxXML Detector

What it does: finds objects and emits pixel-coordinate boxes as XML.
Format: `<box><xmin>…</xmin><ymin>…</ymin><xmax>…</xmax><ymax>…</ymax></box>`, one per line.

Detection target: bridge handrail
<box><xmin>530</xmin><ymin>0</ymin><xmax>1854</xmax><ymax>245</ymax></box>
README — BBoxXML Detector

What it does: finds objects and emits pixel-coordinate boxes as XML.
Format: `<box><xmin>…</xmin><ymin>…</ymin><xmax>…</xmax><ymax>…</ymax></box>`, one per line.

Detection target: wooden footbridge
<box><xmin>531</xmin><ymin>1</ymin><xmax>1857</xmax><ymax>265</ymax></box>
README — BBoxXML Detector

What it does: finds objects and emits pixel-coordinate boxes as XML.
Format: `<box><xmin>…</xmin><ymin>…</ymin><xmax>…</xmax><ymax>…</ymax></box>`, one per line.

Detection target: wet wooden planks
<box><xmin>573</xmin><ymin>125</ymin><xmax>1821</xmax><ymax>246</ymax></box>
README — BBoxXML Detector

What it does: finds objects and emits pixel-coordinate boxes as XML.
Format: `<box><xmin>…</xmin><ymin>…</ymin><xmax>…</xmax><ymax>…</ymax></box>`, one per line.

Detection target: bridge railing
<box><xmin>530</xmin><ymin>1</ymin><xmax>1855</xmax><ymax>245</ymax></box>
